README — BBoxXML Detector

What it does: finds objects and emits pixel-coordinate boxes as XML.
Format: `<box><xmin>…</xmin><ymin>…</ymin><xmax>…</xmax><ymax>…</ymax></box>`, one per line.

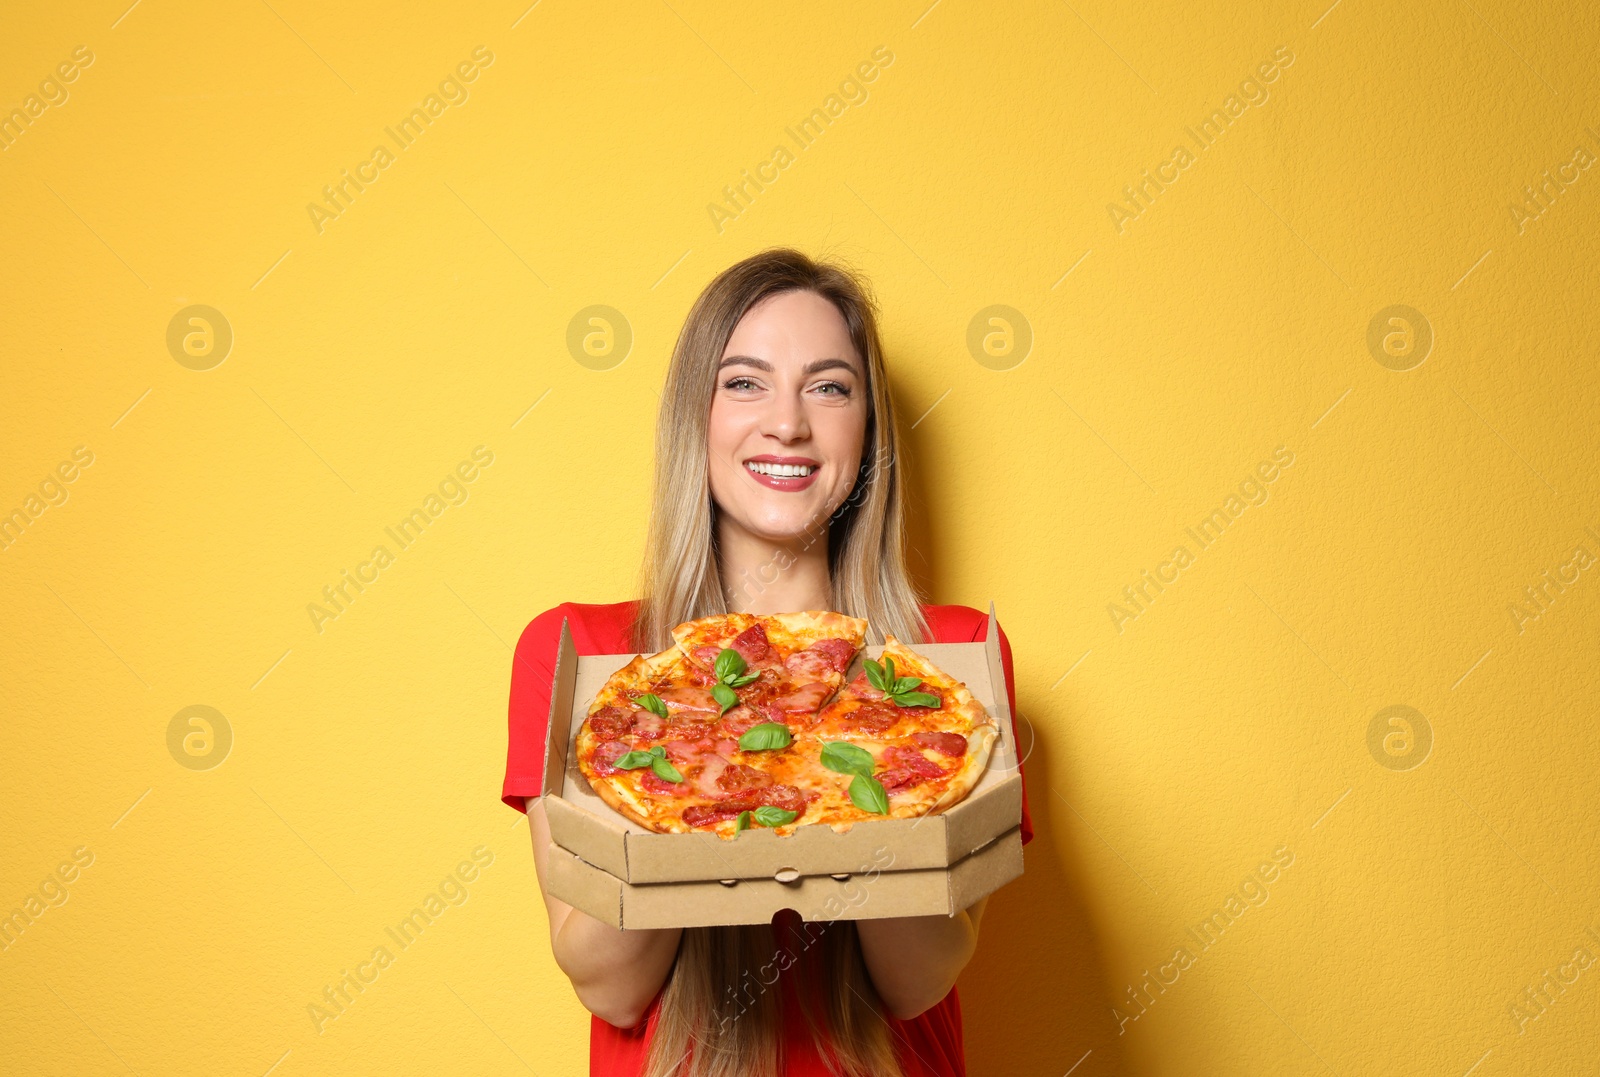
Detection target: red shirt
<box><xmin>502</xmin><ymin>601</ymin><xmax>1035</xmax><ymax>1076</ymax></box>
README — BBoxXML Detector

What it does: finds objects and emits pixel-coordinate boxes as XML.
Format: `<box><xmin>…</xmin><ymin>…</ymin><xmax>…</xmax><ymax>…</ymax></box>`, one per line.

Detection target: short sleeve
<box><xmin>500</xmin><ymin>604</ymin><xmax>569</xmax><ymax>813</ymax></box>
<box><xmin>989</xmin><ymin>617</ymin><xmax>1036</xmax><ymax>848</ymax></box>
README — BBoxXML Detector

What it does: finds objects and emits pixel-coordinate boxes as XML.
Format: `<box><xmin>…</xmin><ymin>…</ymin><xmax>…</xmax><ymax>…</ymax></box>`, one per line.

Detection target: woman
<box><xmin>502</xmin><ymin>248</ymin><xmax>1035</xmax><ymax>1076</ymax></box>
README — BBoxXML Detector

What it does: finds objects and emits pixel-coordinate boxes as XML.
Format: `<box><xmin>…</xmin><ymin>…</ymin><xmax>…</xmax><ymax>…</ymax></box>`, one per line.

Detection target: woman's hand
<box><xmin>526</xmin><ymin>796</ymin><xmax>682</xmax><ymax>1028</ymax></box>
<box><xmin>855</xmin><ymin>896</ymin><xmax>988</xmax><ymax>1020</ymax></box>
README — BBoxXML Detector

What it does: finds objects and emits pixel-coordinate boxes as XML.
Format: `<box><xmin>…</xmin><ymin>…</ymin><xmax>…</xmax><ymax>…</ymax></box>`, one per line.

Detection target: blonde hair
<box><xmin>634</xmin><ymin>248</ymin><xmax>925</xmax><ymax>1077</ymax></box>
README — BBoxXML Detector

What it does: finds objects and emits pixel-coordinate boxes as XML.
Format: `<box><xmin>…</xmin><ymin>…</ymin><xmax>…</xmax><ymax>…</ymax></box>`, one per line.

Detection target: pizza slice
<box><xmin>669</xmin><ymin>610</ymin><xmax>865</xmax><ymax>737</ymax></box>
<box><xmin>802</xmin><ymin>635</ymin><xmax>991</xmax><ymax>742</ymax></box>
<box><xmin>773</xmin><ymin>730</ymin><xmax>998</xmax><ymax>827</ymax></box>
<box><xmin>671</xmin><ymin>611</ymin><xmax>865</xmax><ymax>690</ymax></box>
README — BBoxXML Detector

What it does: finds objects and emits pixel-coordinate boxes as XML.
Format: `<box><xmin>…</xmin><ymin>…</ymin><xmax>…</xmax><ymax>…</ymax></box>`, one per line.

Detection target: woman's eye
<box><xmin>722</xmin><ymin>377</ymin><xmax>759</xmax><ymax>391</ymax></box>
<box><xmin>813</xmin><ymin>382</ymin><xmax>850</xmax><ymax>396</ymax></box>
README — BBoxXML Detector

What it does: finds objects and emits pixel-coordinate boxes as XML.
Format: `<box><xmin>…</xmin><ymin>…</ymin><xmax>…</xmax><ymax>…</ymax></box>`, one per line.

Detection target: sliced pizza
<box><xmin>574</xmin><ymin>615</ymin><xmax>999</xmax><ymax>839</ymax></box>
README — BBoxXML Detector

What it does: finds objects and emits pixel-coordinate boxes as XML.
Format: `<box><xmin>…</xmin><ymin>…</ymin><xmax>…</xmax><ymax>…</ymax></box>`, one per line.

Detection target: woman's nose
<box><xmin>761</xmin><ymin>390</ymin><xmax>809</xmax><ymax>442</ymax></box>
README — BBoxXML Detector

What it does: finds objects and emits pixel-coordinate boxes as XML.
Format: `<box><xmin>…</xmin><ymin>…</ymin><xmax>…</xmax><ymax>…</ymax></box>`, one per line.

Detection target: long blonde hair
<box><xmin>635</xmin><ymin>248</ymin><xmax>926</xmax><ymax>1077</ymax></box>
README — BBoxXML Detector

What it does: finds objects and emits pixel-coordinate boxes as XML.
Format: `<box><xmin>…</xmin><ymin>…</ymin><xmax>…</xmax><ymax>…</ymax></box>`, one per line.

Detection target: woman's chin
<box><xmin>727</xmin><ymin>508</ymin><xmax>830</xmax><ymax>546</ymax></box>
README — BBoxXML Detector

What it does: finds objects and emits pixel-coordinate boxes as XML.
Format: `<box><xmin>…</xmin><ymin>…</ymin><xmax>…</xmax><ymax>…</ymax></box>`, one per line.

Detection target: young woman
<box><xmin>502</xmin><ymin>248</ymin><xmax>1035</xmax><ymax>1076</ymax></box>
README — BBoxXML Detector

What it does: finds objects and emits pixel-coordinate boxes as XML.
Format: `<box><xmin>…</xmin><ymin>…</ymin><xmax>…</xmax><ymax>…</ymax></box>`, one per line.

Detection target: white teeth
<box><xmin>746</xmin><ymin>461</ymin><xmax>817</xmax><ymax>478</ymax></box>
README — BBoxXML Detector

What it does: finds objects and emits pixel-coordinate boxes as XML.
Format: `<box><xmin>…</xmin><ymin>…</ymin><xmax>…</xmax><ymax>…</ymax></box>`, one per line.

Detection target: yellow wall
<box><xmin>3</xmin><ymin>1</ymin><xmax>1597</xmax><ymax>1074</ymax></box>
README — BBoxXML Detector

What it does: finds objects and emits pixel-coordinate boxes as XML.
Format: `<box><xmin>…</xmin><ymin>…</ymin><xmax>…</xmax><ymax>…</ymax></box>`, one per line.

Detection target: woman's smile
<box><xmin>743</xmin><ymin>454</ymin><xmax>822</xmax><ymax>491</ymax></box>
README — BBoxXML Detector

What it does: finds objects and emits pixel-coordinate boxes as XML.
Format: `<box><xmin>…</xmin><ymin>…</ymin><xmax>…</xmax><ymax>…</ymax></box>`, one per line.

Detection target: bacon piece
<box><xmin>813</xmin><ymin>638</ymin><xmax>857</xmax><ymax>671</ymax></box>
<box><xmin>785</xmin><ymin>638</ymin><xmax>855</xmax><ymax>680</ymax></box>
<box><xmin>651</xmin><ymin>685</ymin><xmax>719</xmax><ymax>714</ymax></box>
<box><xmin>756</xmin><ymin>682</ymin><xmax>832</xmax><ymax>719</ymax></box>
<box><xmin>716</xmin><ymin>763</ymin><xmax>773</xmax><ymax>794</ymax></box>
<box><xmin>713</xmin><ymin>705</ymin><xmax>765</xmax><ymax>738</ymax></box>
<box><xmin>665</xmin><ymin>712</ymin><xmax>717</xmax><ymax>737</ymax></box>
<box><xmin>692</xmin><ymin>644</ymin><xmax>722</xmax><ymax>665</ymax></box>
<box><xmin>730</xmin><ymin>623</ymin><xmax>773</xmax><ymax>663</ymax></box>
<box><xmin>591</xmin><ymin>740</ymin><xmax>630</xmax><ymax>776</ymax></box>
<box><xmin>911</xmin><ymin>731</ymin><xmax>967</xmax><ymax>757</ymax></box>
<box><xmin>630</xmin><ymin>711</ymin><xmax>665</xmax><ymax>739</ymax></box>
<box><xmin>689</xmin><ymin>753</ymin><xmax>732</xmax><ymax>797</ymax></box>
<box><xmin>662</xmin><ymin>738</ymin><xmax>713</xmax><ymax>765</ymax></box>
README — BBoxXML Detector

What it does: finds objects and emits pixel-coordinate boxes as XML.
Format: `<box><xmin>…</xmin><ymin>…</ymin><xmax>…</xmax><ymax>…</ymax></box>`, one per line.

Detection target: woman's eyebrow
<box><xmin>716</xmin><ymin>355</ymin><xmax>859</xmax><ymax>375</ymax></box>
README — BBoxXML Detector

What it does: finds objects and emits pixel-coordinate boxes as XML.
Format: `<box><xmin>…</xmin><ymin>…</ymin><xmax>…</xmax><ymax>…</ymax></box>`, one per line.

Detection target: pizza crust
<box><xmin>587</xmin><ymin>771</ymin><xmax>689</xmax><ymax>834</ymax></box>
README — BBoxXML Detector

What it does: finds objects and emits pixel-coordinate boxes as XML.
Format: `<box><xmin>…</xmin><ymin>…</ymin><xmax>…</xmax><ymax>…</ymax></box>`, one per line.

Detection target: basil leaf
<box><xmin>882</xmin><ymin>656</ymin><xmax>896</xmax><ymax>681</ymax></box>
<box><xmin>714</xmin><ymin>648</ymin><xmax>747</xmax><ymax>683</ymax></box>
<box><xmin>893</xmin><ymin>691</ymin><xmax>941</xmax><ymax>709</ymax></box>
<box><xmin>711</xmin><ymin>683</ymin><xmax>739</xmax><ymax>715</ymax></box>
<box><xmin>729</xmin><ymin>671</ymin><xmax>761</xmax><ymax>688</ymax></box>
<box><xmin>613</xmin><ymin>750</ymin><xmax>655</xmax><ymax>769</ymax></box>
<box><xmin>736</xmin><ymin>810</ymin><xmax>752</xmax><ymax>832</ymax></box>
<box><xmin>848</xmin><ymin>773</ymin><xmax>889</xmax><ymax>814</ymax></box>
<box><xmin>892</xmin><ymin>676</ymin><xmax>921</xmax><ymax>694</ymax></box>
<box><xmin>752</xmin><ymin>805</ymin><xmax>797</xmax><ymax>827</ymax></box>
<box><xmin>635</xmin><ymin>693</ymin><xmax>669</xmax><ymax>719</ymax></box>
<box><xmin>820</xmin><ymin>741</ymin><xmax>876</xmax><ymax>778</ymax></box>
<box><xmin>863</xmin><ymin>657</ymin><xmax>888</xmax><ymax>692</ymax></box>
<box><xmin>738</xmin><ymin>722</ymin><xmax>793</xmax><ymax>751</ymax></box>
<box><xmin>650</xmin><ymin>757</ymin><xmax>683</xmax><ymax>783</ymax></box>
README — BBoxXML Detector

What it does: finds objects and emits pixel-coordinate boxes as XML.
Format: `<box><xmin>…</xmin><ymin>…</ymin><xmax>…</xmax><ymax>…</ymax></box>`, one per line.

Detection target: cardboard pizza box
<box><xmin>548</xmin><ymin>826</ymin><xmax>1024</xmax><ymax>930</ymax></box>
<box><xmin>538</xmin><ymin>604</ymin><xmax>1025</xmax><ymax>924</ymax></box>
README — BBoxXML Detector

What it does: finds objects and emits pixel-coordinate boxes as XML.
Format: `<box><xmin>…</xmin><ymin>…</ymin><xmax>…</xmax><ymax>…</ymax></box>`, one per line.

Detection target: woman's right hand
<box><xmin>526</xmin><ymin>797</ymin><xmax>683</xmax><ymax>1028</ymax></box>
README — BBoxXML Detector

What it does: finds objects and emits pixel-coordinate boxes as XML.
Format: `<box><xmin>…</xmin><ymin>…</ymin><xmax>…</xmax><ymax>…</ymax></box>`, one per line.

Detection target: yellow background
<box><xmin>3</xmin><ymin>0</ymin><xmax>1597</xmax><ymax>1074</ymax></box>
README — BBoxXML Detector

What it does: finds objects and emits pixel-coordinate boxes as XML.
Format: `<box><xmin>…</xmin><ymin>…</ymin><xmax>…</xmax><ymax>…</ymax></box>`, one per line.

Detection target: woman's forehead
<box><xmin>724</xmin><ymin>291</ymin><xmax>860</xmax><ymax>368</ymax></box>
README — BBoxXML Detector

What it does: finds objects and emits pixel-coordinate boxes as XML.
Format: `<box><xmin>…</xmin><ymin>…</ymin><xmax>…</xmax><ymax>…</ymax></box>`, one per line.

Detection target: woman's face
<box><xmin>706</xmin><ymin>289</ymin><xmax>869</xmax><ymax>545</ymax></box>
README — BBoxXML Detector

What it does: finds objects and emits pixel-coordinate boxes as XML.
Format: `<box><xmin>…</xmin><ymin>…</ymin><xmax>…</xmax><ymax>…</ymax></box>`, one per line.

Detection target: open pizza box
<box><xmin>540</xmin><ymin>604</ymin><xmax>1025</xmax><ymax>929</ymax></box>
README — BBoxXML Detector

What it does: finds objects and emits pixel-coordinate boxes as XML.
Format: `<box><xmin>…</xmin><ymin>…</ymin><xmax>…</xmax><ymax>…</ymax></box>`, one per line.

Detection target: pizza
<box><xmin>573</xmin><ymin>611</ymin><xmax>1000</xmax><ymax>839</ymax></box>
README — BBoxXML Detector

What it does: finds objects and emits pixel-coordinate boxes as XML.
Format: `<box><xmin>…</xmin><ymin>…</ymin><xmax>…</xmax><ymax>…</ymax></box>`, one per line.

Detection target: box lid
<box><xmin>547</xmin><ymin>826</ymin><xmax>1025</xmax><ymax>929</ymax></box>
